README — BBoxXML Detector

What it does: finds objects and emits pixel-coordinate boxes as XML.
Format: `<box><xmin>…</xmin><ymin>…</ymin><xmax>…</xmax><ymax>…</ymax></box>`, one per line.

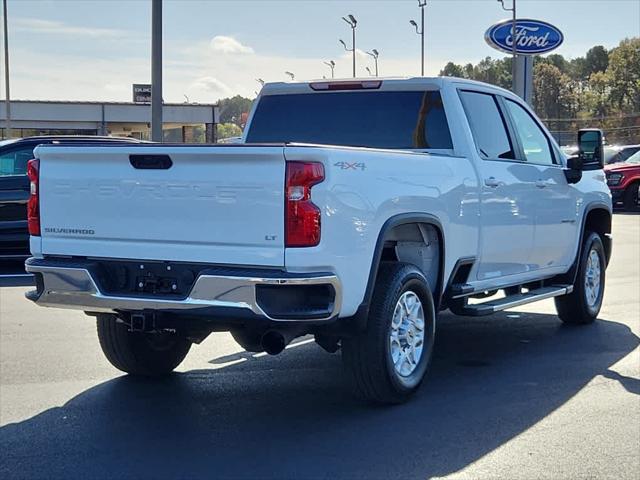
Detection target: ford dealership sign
<box><xmin>485</xmin><ymin>19</ymin><xmax>563</xmax><ymax>55</ymax></box>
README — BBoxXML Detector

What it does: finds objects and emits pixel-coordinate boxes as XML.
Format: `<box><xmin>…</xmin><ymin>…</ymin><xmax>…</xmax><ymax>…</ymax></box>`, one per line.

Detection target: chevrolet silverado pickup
<box><xmin>25</xmin><ymin>78</ymin><xmax>612</xmax><ymax>403</ymax></box>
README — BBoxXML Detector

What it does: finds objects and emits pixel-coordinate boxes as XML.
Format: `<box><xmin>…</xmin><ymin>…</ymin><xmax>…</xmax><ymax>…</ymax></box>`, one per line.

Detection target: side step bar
<box><xmin>458</xmin><ymin>285</ymin><xmax>573</xmax><ymax>316</ymax></box>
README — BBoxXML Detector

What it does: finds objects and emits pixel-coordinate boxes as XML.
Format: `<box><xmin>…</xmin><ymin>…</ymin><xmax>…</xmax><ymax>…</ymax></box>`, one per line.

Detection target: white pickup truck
<box><xmin>25</xmin><ymin>77</ymin><xmax>612</xmax><ymax>403</ymax></box>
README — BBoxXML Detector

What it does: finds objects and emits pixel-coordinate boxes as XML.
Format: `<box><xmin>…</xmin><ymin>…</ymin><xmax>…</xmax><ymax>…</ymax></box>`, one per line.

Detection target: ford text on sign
<box><xmin>485</xmin><ymin>19</ymin><xmax>563</xmax><ymax>55</ymax></box>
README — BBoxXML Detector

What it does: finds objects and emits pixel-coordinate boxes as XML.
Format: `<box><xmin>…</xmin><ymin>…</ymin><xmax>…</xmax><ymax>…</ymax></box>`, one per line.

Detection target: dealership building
<box><xmin>0</xmin><ymin>99</ymin><xmax>220</xmax><ymax>143</ymax></box>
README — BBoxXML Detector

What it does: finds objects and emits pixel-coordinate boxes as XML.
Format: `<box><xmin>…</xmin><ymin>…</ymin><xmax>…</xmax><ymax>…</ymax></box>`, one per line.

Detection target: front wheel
<box><xmin>342</xmin><ymin>262</ymin><xmax>436</xmax><ymax>404</ymax></box>
<box><xmin>623</xmin><ymin>181</ymin><xmax>640</xmax><ymax>211</ymax></box>
<box><xmin>97</xmin><ymin>314</ymin><xmax>191</xmax><ymax>376</ymax></box>
<box><xmin>555</xmin><ymin>232</ymin><xmax>606</xmax><ymax>325</ymax></box>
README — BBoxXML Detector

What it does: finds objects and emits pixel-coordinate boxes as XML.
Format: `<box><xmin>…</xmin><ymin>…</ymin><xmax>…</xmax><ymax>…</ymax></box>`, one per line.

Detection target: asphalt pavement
<box><xmin>1</xmin><ymin>213</ymin><xmax>638</xmax><ymax>479</ymax></box>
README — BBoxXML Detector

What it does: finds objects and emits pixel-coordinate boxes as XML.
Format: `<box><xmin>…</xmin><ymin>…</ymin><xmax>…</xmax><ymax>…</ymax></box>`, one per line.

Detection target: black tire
<box><xmin>342</xmin><ymin>262</ymin><xmax>436</xmax><ymax>404</ymax></box>
<box><xmin>97</xmin><ymin>314</ymin><xmax>191</xmax><ymax>376</ymax></box>
<box><xmin>555</xmin><ymin>232</ymin><xmax>606</xmax><ymax>325</ymax></box>
<box><xmin>623</xmin><ymin>181</ymin><xmax>640</xmax><ymax>211</ymax></box>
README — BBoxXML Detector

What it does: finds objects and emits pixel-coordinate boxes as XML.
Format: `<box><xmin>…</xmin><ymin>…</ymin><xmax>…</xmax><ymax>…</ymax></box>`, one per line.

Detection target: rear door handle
<box><xmin>129</xmin><ymin>154</ymin><xmax>173</xmax><ymax>170</ymax></box>
<box><xmin>484</xmin><ymin>177</ymin><xmax>500</xmax><ymax>188</ymax></box>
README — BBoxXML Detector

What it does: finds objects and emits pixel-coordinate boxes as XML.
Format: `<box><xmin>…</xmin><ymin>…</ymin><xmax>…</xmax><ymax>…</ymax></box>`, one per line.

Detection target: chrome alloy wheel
<box><xmin>584</xmin><ymin>248</ymin><xmax>602</xmax><ymax>308</ymax></box>
<box><xmin>389</xmin><ymin>291</ymin><xmax>426</xmax><ymax>377</ymax></box>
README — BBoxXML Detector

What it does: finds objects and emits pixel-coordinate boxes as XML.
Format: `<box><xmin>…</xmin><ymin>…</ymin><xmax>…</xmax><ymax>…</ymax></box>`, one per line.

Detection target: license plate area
<box><xmin>93</xmin><ymin>260</ymin><xmax>199</xmax><ymax>299</ymax></box>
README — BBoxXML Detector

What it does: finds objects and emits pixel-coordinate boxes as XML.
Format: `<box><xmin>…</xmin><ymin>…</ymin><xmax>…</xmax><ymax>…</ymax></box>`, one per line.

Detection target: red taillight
<box><xmin>285</xmin><ymin>162</ymin><xmax>324</xmax><ymax>247</ymax></box>
<box><xmin>27</xmin><ymin>158</ymin><xmax>40</xmax><ymax>236</ymax></box>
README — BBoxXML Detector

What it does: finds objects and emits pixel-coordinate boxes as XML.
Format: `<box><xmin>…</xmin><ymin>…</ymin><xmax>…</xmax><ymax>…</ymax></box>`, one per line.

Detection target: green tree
<box><xmin>218</xmin><ymin>95</ymin><xmax>253</xmax><ymax>127</ymax></box>
<box><xmin>472</xmin><ymin>57</ymin><xmax>511</xmax><ymax>89</ymax></box>
<box><xmin>216</xmin><ymin>122</ymin><xmax>242</xmax><ymax>140</ymax></box>
<box><xmin>584</xmin><ymin>71</ymin><xmax>610</xmax><ymax>117</ymax></box>
<box><xmin>584</xmin><ymin>46</ymin><xmax>609</xmax><ymax>76</ymax></box>
<box><xmin>440</xmin><ymin>62</ymin><xmax>465</xmax><ymax>78</ymax></box>
<box><xmin>532</xmin><ymin>63</ymin><xmax>575</xmax><ymax>119</ymax></box>
<box><xmin>606</xmin><ymin>38</ymin><xmax>640</xmax><ymax>112</ymax></box>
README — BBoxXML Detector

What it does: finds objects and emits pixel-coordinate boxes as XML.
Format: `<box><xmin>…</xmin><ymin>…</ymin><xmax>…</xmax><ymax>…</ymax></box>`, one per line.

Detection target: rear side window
<box><xmin>246</xmin><ymin>90</ymin><xmax>453</xmax><ymax>150</ymax></box>
<box><xmin>459</xmin><ymin>91</ymin><xmax>515</xmax><ymax>160</ymax></box>
<box><xmin>0</xmin><ymin>147</ymin><xmax>34</xmax><ymax>176</ymax></box>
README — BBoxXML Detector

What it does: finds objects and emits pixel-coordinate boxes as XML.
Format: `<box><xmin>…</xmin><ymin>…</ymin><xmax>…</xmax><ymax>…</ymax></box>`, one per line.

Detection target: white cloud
<box><xmin>13</xmin><ymin>18</ymin><xmax>124</xmax><ymax>38</ymax></box>
<box><xmin>210</xmin><ymin>36</ymin><xmax>255</xmax><ymax>55</ymax></box>
<box><xmin>191</xmin><ymin>76</ymin><xmax>233</xmax><ymax>97</ymax></box>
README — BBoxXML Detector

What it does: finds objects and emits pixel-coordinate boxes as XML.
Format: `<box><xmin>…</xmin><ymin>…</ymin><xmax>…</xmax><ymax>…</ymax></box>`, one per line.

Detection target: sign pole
<box><xmin>511</xmin><ymin>0</ymin><xmax>517</xmax><ymax>93</ymax></box>
<box><xmin>514</xmin><ymin>55</ymin><xmax>533</xmax><ymax>104</ymax></box>
<box><xmin>151</xmin><ymin>0</ymin><xmax>163</xmax><ymax>142</ymax></box>
<box><xmin>2</xmin><ymin>0</ymin><xmax>11</xmax><ymax>138</ymax></box>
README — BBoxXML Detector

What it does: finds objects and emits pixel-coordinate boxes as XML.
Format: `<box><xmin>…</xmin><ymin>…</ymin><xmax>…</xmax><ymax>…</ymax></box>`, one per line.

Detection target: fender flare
<box><xmin>556</xmin><ymin>201</ymin><xmax>612</xmax><ymax>286</ymax></box>
<box><xmin>350</xmin><ymin>213</ymin><xmax>446</xmax><ymax>330</ymax></box>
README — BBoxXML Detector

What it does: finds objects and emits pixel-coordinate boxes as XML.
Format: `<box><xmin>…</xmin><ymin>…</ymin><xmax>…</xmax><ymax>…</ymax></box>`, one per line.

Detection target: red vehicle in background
<box><xmin>605</xmin><ymin>150</ymin><xmax>640</xmax><ymax>210</ymax></box>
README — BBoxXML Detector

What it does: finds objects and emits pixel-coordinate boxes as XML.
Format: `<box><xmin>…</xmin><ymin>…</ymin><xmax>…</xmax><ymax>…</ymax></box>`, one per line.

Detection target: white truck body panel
<box><xmin>34</xmin><ymin>145</ymin><xmax>286</xmax><ymax>266</ymax></box>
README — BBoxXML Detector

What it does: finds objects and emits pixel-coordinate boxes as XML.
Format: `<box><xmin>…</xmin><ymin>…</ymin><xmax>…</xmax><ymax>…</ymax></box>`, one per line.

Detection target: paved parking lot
<box><xmin>0</xmin><ymin>213</ymin><xmax>638</xmax><ymax>479</ymax></box>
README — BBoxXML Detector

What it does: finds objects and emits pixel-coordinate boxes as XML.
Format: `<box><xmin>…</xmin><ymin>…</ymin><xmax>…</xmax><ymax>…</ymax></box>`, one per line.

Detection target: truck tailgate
<box><xmin>35</xmin><ymin>145</ymin><xmax>286</xmax><ymax>266</ymax></box>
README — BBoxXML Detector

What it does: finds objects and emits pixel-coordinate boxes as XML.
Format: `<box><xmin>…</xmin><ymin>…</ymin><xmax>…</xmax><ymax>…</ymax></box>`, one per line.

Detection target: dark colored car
<box><xmin>604</xmin><ymin>150</ymin><xmax>640</xmax><ymax>211</ymax></box>
<box><xmin>0</xmin><ymin>136</ymin><xmax>142</xmax><ymax>281</ymax></box>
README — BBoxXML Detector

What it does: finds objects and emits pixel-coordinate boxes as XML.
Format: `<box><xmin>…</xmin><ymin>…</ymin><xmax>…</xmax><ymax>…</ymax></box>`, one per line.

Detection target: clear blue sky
<box><xmin>2</xmin><ymin>0</ymin><xmax>639</xmax><ymax>102</ymax></box>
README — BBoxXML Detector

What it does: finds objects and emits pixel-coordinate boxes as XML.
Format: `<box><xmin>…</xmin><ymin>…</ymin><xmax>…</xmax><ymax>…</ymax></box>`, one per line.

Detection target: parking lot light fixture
<box><xmin>366</xmin><ymin>49</ymin><xmax>379</xmax><ymax>76</ymax></box>
<box><xmin>324</xmin><ymin>60</ymin><xmax>336</xmax><ymax>79</ymax></box>
<box><xmin>285</xmin><ymin>71</ymin><xmax>295</xmax><ymax>81</ymax></box>
<box><xmin>410</xmin><ymin>0</ymin><xmax>427</xmax><ymax>76</ymax></box>
<box><xmin>341</xmin><ymin>14</ymin><xmax>357</xmax><ymax>78</ymax></box>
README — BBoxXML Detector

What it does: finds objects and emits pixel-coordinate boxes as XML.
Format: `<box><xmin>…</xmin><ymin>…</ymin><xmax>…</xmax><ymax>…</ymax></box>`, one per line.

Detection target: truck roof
<box><xmin>260</xmin><ymin>76</ymin><xmax>515</xmax><ymax>97</ymax></box>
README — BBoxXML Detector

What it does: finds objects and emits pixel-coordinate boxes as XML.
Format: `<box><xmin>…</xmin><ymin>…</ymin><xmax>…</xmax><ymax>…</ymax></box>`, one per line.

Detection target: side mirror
<box><xmin>566</xmin><ymin>155</ymin><xmax>583</xmax><ymax>171</ymax></box>
<box><xmin>564</xmin><ymin>156</ymin><xmax>583</xmax><ymax>184</ymax></box>
<box><xmin>577</xmin><ymin>128</ymin><xmax>604</xmax><ymax>169</ymax></box>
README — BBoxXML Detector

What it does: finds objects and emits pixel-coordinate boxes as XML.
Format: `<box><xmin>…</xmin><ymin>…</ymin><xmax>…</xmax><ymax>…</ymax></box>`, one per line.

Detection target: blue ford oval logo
<box><xmin>485</xmin><ymin>19</ymin><xmax>564</xmax><ymax>55</ymax></box>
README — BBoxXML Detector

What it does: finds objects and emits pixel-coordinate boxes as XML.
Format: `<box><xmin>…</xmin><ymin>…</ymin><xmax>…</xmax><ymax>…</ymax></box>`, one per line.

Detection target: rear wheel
<box><xmin>623</xmin><ymin>181</ymin><xmax>640</xmax><ymax>211</ymax></box>
<box><xmin>342</xmin><ymin>263</ymin><xmax>436</xmax><ymax>404</ymax></box>
<box><xmin>555</xmin><ymin>232</ymin><xmax>606</xmax><ymax>325</ymax></box>
<box><xmin>97</xmin><ymin>314</ymin><xmax>191</xmax><ymax>376</ymax></box>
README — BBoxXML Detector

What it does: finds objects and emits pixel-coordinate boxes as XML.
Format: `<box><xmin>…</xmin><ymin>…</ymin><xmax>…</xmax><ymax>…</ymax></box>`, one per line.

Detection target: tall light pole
<box><xmin>366</xmin><ymin>49</ymin><xmax>379</xmax><ymax>77</ymax></box>
<box><xmin>151</xmin><ymin>0</ymin><xmax>163</xmax><ymax>142</ymax></box>
<box><xmin>285</xmin><ymin>71</ymin><xmax>295</xmax><ymax>81</ymax></box>
<box><xmin>256</xmin><ymin>78</ymin><xmax>265</xmax><ymax>87</ymax></box>
<box><xmin>324</xmin><ymin>60</ymin><xmax>336</xmax><ymax>79</ymax></box>
<box><xmin>410</xmin><ymin>0</ymin><xmax>427</xmax><ymax>76</ymax></box>
<box><xmin>2</xmin><ymin>0</ymin><xmax>11</xmax><ymax>138</ymax></box>
<box><xmin>498</xmin><ymin>0</ymin><xmax>517</xmax><ymax>93</ymax></box>
<box><xmin>365</xmin><ymin>67</ymin><xmax>373</xmax><ymax>77</ymax></box>
<box><xmin>340</xmin><ymin>14</ymin><xmax>357</xmax><ymax>78</ymax></box>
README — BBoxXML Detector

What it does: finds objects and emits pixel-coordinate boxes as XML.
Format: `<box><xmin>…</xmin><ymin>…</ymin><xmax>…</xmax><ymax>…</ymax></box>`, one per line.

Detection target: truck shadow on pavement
<box><xmin>1</xmin><ymin>312</ymin><xmax>638</xmax><ymax>479</ymax></box>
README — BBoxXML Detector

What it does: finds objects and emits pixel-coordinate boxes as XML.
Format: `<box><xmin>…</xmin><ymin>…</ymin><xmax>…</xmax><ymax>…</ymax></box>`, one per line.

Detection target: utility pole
<box><xmin>410</xmin><ymin>1</ymin><xmax>427</xmax><ymax>76</ymax></box>
<box><xmin>498</xmin><ymin>0</ymin><xmax>517</xmax><ymax>93</ymax></box>
<box><xmin>151</xmin><ymin>0</ymin><xmax>163</xmax><ymax>142</ymax></box>
<box><xmin>339</xmin><ymin>15</ymin><xmax>357</xmax><ymax>78</ymax></box>
<box><xmin>2</xmin><ymin>0</ymin><xmax>11</xmax><ymax>137</ymax></box>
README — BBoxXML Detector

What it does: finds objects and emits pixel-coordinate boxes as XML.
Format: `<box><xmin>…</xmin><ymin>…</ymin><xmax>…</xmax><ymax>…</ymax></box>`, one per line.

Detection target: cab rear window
<box><xmin>246</xmin><ymin>90</ymin><xmax>453</xmax><ymax>150</ymax></box>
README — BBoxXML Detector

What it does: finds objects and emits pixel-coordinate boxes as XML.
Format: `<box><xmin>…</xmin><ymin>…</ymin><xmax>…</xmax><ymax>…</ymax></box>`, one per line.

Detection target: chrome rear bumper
<box><xmin>25</xmin><ymin>258</ymin><xmax>341</xmax><ymax>322</ymax></box>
